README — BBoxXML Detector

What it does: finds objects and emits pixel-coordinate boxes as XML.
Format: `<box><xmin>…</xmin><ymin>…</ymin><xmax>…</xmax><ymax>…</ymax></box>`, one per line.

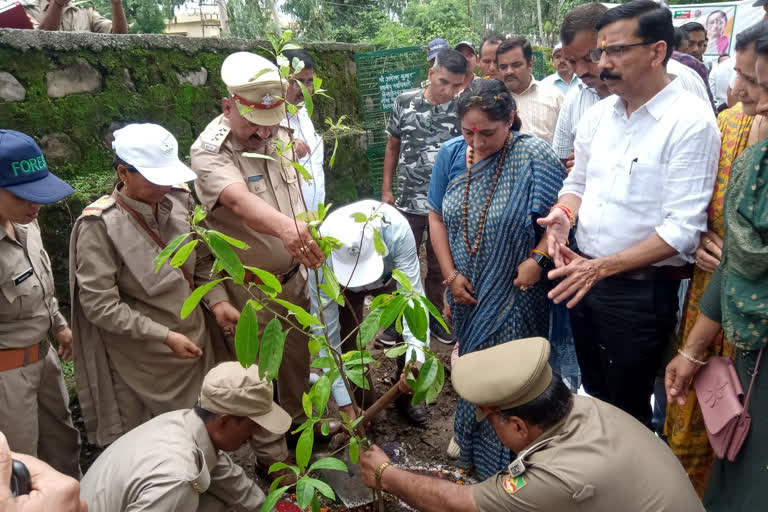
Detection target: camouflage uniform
<box><xmin>386</xmin><ymin>88</ymin><xmax>461</xmax><ymax>216</ymax></box>
<box><xmin>386</xmin><ymin>88</ymin><xmax>460</xmax><ymax>314</ymax></box>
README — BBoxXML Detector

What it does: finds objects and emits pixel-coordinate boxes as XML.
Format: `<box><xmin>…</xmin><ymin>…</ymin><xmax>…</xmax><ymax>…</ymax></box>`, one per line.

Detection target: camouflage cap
<box><xmin>451</xmin><ymin>338</ymin><xmax>552</xmax><ymax>421</ymax></box>
<box><xmin>221</xmin><ymin>52</ymin><xmax>287</xmax><ymax>127</ymax></box>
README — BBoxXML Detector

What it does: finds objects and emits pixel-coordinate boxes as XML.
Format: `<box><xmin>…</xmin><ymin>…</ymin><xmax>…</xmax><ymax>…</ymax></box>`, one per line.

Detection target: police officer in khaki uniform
<box><xmin>80</xmin><ymin>361</ymin><xmax>286</xmax><ymax>511</ymax></box>
<box><xmin>70</xmin><ymin>124</ymin><xmax>240</xmax><ymax>447</ymax></box>
<box><xmin>191</xmin><ymin>52</ymin><xmax>333</xmax><ymax>473</ymax></box>
<box><xmin>359</xmin><ymin>338</ymin><xmax>705</xmax><ymax>512</ymax></box>
<box><xmin>0</xmin><ymin>130</ymin><xmax>80</xmax><ymax>479</ymax></box>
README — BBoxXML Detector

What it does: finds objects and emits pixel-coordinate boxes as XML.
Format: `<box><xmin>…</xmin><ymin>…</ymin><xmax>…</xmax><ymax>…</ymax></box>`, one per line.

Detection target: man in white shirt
<box><xmin>283</xmin><ymin>50</ymin><xmax>325</xmax><ymax>213</ymax></box>
<box><xmin>709</xmin><ymin>54</ymin><xmax>734</xmax><ymax>109</ymax></box>
<box><xmin>542</xmin><ymin>42</ymin><xmax>581</xmax><ymax>96</ymax></box>
<box><xmin>539</xmin><ymin>0</ymin><xmax>720</xmax><ymax>428</ymax></box>
<box><xmin>496</xmin><ymin>37</ymin><xmax>564</xmax><ymax>145</ymax></box>
<box><xmin>478</xmin><ymin>33</ymin><xmax>503</xmax><ymax>79</ymax></box>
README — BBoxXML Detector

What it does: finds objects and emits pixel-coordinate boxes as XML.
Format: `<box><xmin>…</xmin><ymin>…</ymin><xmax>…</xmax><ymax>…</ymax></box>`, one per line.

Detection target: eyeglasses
<box><xmin>588</xmin><ymin>42</ymin><xmax>654</xmax><ymax>63</ymax></box>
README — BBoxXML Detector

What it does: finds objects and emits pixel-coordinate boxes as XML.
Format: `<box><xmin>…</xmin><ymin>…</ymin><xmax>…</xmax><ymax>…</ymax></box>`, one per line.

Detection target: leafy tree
<box><xmin>224</xmin><ymin>0</ymin><xmax>277</xmax><ymax>39</ymax></box>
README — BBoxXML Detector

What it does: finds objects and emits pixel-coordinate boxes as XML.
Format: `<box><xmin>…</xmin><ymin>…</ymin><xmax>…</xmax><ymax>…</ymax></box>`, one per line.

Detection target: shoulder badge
<box><xmin>502</xmin><ymin>474</ymin><xmax>527</xmax><ymax>495</ymax></box>
<box><xmin>200</xmin><ymin>123</ymin><xmax>231</xmax><ymax>153</ymax></box>
<box><xmin>190</xmin><ymin>480</ymin><xmax>205</xmax><ymax>495</ymax></box>
<box><xmin>81</xmin><ymin>195</ymin><xmax>115</xmax><ymax>217</ymax></box>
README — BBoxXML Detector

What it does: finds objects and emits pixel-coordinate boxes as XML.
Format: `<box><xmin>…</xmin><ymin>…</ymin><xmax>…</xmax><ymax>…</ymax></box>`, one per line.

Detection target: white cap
<box><xmin>320</xmin><ymin>200</ymin><xmax>387</xmax><ymax>289</ymax></box>
<box><xmin>221</xmin><ymin>52</ymin><xmax>287</xmax><ymax>126</ymax></box>
<box><xmin>112</xmin><ymin>124</ymin><xmax>197</xmax><ymax>186</ymax></box>
<box><xmin>554</xmin><ymin>42</ymin><xmax>563</xmax><ymax>52</ymax></box>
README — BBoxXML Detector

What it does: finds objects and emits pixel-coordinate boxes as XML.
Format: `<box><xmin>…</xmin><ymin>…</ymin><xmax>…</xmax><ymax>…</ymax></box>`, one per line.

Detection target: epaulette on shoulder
<box><xmin>81</xmin><ymin>195</ymin><xmax>115</xmax><ymax>217</ymax></box>
<box><xmin>199</xmin><ymin>123</ymin><xmax>231</xmax><ymax>153</ymax></box>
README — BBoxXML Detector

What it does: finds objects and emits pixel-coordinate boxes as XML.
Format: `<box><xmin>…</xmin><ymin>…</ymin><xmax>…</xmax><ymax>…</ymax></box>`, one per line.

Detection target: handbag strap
<box><xmin>112</xmin><ymin>193</ymin><xmax>194</xmax><ymax>289</ymax></box>
<box><xmin>741</xmin><ymin>346</ymin><xmax>766</xmax><ymax>414</ymax></box>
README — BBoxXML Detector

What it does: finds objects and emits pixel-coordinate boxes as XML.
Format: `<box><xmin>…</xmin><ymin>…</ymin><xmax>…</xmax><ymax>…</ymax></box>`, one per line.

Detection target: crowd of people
<box><xmin>3</xmin><ymin>0</ymin><xmax>768</xmax><ymax>511</ymax></box>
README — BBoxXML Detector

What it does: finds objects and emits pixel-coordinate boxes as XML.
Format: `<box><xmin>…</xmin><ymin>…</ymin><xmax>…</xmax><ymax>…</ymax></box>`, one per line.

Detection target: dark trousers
<box><xmin>337</xmin><ymin>281</ymin><xmax>398</xmax><ymax>409</ymax></box>
<box><xmin>571</xmin><ymin>278</ymin><xmax>680</xmax><ymax>428</ymax></box>
<box><xmin>401</xmin><ymin>211</ymin><xmax>444</xmax><ymax>311</ymax></box>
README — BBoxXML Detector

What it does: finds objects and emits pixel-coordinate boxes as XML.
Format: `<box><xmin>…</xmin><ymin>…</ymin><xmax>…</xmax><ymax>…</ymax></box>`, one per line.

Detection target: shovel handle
<box><xmin>359</xmin><ymin>365</ymin><xmax>419</xmax><ymax>426</ymax></box>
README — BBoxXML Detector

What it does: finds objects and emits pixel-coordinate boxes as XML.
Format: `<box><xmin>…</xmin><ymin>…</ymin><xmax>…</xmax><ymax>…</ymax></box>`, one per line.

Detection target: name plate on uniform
<box><xmin>13</xmin><ymin>267</ymin><xmax>33</xmax><ymax>286</ymax></box>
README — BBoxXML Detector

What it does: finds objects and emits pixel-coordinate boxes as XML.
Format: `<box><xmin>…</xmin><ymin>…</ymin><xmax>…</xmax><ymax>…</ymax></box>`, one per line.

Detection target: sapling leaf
<box><xmin>290</xmin><ymin>161</ymin><xmax>313</xmax><ymax>182</ymax></box>
<box><xmin>419</xmin><ymin>295</ymin><xmax>448</xmax><ymax>332</ymax></box>
<box><xmin>170</xmin><ymin>239</ymin><xmax>199</xmax><ymax>268</ymax></box>
<box><xmin>207</xmin><ymin>232</ymin><xmax>245</xmax><ymax>284</ymax></box>
<box><xmin>310</xmin><ymin>374</ymin><xmax>331</xmax><ymax>416</ymax></box>
<box><xmin>235</xmin><ymin>301</ymin><xmax>259</xmax><ymax>368</ymax></box>
<box><xmin>385</xmin><ymin>344</ymin><xmax>409</xmax><ymax>358</ymax></box>
<box><xmin>306</xmin><ymin>477</ymin><xmax>335</xmax><ymax>499</ymax></box>
<box><xmin>308</xmin><ymin>456</ymin><xmax>347</xmax><ymax>473</ymax></box>
<box><xmin>296</xmin><ymin>477</ymin><xmax>314</xmax><ymax>509</ymax></box>
<box><xmin>391</xmin><ymin>268</ymin><xmax>412</xmax><ymax>292</ymax></box>
<box><xmin>378</xmin><ymin>295</ymin><xmax>408</xmax><ymax>330</ymax></box>
<box><xmin>349</xmin><ymin>436</ymin><xmax>360</xmax><ymax>464</ymax></box>
<box><xmin>403</xmin><ymin>299</ymin><xmax>428</xmax><ymax>343</ymax></box>
<box><xmin>296</xmin><ymin>427</ymin><xmax>314</xmax><ymax>470</ymax></box>
<box><xmin>425</xmin><ymin>360</ymin><xmax>445</xmax><ymax>405</ymax></box>
<box><xmin>373</xmin><ymin>227</ymin><xmax>386</xmax><ymax>256</ymax></box>
<box><xmin>260</xmin><ymin>486</ymin><xmax>290</xmax><ymax>512</ymax></box>
<box><xmin>273</xmin><ymin>298</ymin><xmax>320</xmax><ymax>327</ymax></box>
<box><xmin>412</xmin><ymin>357</ymin><xmax>439</xmax><ymax>405</ymax></box>
<box><xmin>192</xmin><ymin>205</ymin><xmax>207</xmax><ymax>224</ymax></box>
<box><xmin>181</xmin><ymin>278</ymin><xmax>228</xmax><ymax>319</ymax></box>
<box><xmin>153</xmin><ymin>232</ymin><xmax>189</xmax><ymax>272</ymax></box>
<box><xmin>206</xmin><ymin>230</ymin><xmax>249</xmax><ymax>250</ymax></box>
<box><xmin>258</xmin><ymin>318</ymin><xmax>286</xmax><ymax>381</ymax></box>
<box><xmin>298</xmin><ymin>80</ymin><xmax>313</xmax><ymax>118</ymax></box>
<box><xmin>244</xmin><ymin>266</ymin><xmax>282</xmax><ymax>295</ymax></box>
<box><xmin>242</xmin><ymin>152</ymin><xmax>277</xmax><ymax>161</ymax></box>
<box><xmin>350</xmin><ymin>212</ymin><xmax>367</xmax><ymax>223</ymax></box>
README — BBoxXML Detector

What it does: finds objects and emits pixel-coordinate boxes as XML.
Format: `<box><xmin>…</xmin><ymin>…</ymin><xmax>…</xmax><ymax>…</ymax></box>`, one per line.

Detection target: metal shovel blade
<box><xmin>315</xmin><ymin>449</ymin><xmax>374</xmax><ymax>509</ymax></box>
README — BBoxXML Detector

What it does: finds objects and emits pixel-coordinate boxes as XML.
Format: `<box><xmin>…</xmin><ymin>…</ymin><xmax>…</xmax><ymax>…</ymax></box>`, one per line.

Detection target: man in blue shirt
<box><xmin>541</xmin><ymin>43</ymin><xmax>581</xmax><ymax>96</ymax></box>
<box><xmin>309</xmin><ymin>200</ymin><xmax>432</xmax><ymax>426</ymax></box>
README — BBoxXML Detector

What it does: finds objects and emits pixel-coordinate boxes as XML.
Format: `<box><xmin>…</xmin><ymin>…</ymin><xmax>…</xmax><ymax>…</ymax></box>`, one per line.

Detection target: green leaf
<box><xmin>180</xmin><ymin>278</ymin><xmax>228</xmax><ymax>319</ymax></box>
<box><xmin>248</xmin><ymin>68</ymin><xmax>272</xmax><ymax>82</ymax></box>
<box><xmin>310</xmin><ymin>374</ymin><xmax>331</xmax><ymax>416</ymax></box>
<box><xmin>349</xmin><ymin>436</ymin><xmax>359</xmax><ymax>464</ymax></box>
<box><xmin>170</xmin><ymin>239</ymin><xmax>199</xmax><ymax>268</ymax></box>
<box><xmin>268</xmin><ymin>462</ymin><xmax>299</xmax><ymax>475</ymax></box>
<box><xmin>378</xmin><ymin>294</ymin><xmax>408</xmax><ymax>331</ymax></box>
<box><xmin>308</xmin><ymin>336</ymin><xmax>323</xmax><ymax>355</ymax></box>
<box><xmin>313</xmin><ymin>75</ymin><xmax>323</xmax><ymax>92</ymax></box>
<box><xmin>345</xmin><ymin>367</ymin><xmax>370</xmax><ymax>390</ymax></box>
<box><xmin>350</xmin><ymin>212</ymin><xmax>367</xmax><ymax>223</ymax></box>
<box><xmin>244</xmin><ymin>267</ymin><xmax>283</xmax><ymax>295</ymax></box>
<box><xmin>269</xmin><ymin>474</ymin><xmax>287</xmax><ymax>493</ymax></box>
<box><xmin>273</xmin><ymin>298</ymin><xmax>320</xmax><ymax>328</ymax></box>
<box><xmin>369</xmin><ymin>293</ymin><xmax>393</xmax><ymax>312</ymax></box>
<box><xmin>280</xmin><ymin>29</ymin><xmax>293</xmax><ymax>44</ymax></box>
<box><xmin>419</xmin><ymin>295</ymin><xmax>448</xmax><ymax>332</ymax></box>
<box><xmin>235</xmin><ymin>301</ymin><xmax>259</xmax><ymax>368</ymax></box>
<box><xmin>242</xmin><ymin>152</ymin><xmax>277</xmax><ymax>161</ymax></box>
<box><xmin>207</xmin><ymin>232</ymin><xmax>245</xmax><ymax>284</ymax></box>
<box><xmin>385</xmin><ymin>344</ymin><xmax>409</xmax><ymax>358</ymax></box>
<box><xmin>296</xmin><ymin>211</ymin><xmax>319</xmax><ymax>223</ymax></box>
<box><xmin>260</xmin><ymin>486</ymin><xmax>290</xmax><ymax>512</ymax></box>
<box><xmin>357</xmin><ymin>307</ymin><xmax>383</xmax><ymax>347</ymax></box>
<box><xmin>291</xmin><ymin>57</ymin><xmax>305</xmax><ymax>76</ymax></box>
<box><xmin>310</xmin><ymin>357</ymin><xmax>333</xmax><ymax>369</ymax></box>
<box><xmin>320</xmin><ymin>422</ymin><xmax>330</xmax><ymax>436</ymax></box>
<box><xmin>305</xmin><ymin>477</ymin><xmax>335</xmax><ymax>500</ymax></box>
<box><xmin>311</xmin><ymin>495</ymin><xmax>321</xmax><ymax>512</ymax></box>
<box><xmin>372</xmin><ymin>227</ymin><xmax>386</xmax><ymax>256</ymax></box>
<box><xmin>341</xmin><ymin>350</ymin><xmax>375</xmax><ymax>365</ymax></box>
<box><xmin>258</xmin><ymin>318</ymin><xmax>286</xmax><ymax>381</ymax></box>
<box><xmin>206</xmin><ymin>230</ymin><xmax>248</xmax><ymax>250</ymax></box>
<box><xmin>412</xmin><ymin>357</ymin><xmax>439</xmax><ymax>406</ymax></box>
<box><xmin>296</xmin><ymin>426</ymin><xmax>314</xmax><ymax>470</ymax></box>
<box><xmin>192</xmin><ymin>205</ymin><xmax>207</xmax><ymax>225</ymax></box>
<box><xmin>403</xmin><ymin>299</ymin><xmax>428</xmax><ymax>343</ymax></box>
<box><xmin>289</xmin><ymin>160</ymin><xmax>313</xmax><ymax>182</ymax></box>
<box><xmin>276</xmin><ymin>53</ymin><xmax>289</xmax><ymax>68</ymax></box>
<box><xmin>266</xmin><ymin>32</ymin><xmax>281</xmax><ymax>54</ymax></box>
<box><xmin>308</xmin><ymin>456</ymin><xmax>348</xmax><ymax>474</ymax></box>
<box><xmin>391</xmin><ymin>268</ymin><xmax>412</xmax><ymax>292</ymax></box>
<box><xmin>298</xmin><ymin>80</ymin><xmax>313</xmax><ymax>118</ymax></box>
<box><xmin>283</xmin><ymin>43</ymin><xmax>302</xmax><ymax>50</ymax></box>
<box><xmin>302</xmin><ymin>392</ymin><xmax>314</xmax><ymax>418</ymax></box>
<box><xmin>329</xmin><ymin>134</ymin><xmax>339</xmax><ymax>168</ymax></box>
<box><xmin>425</xmin><ymin>360</ymin><xmax>445</xmax><ymax>405</ymax></box>
<box><xmin>153</xmin><ymin>232</ymin><xmax>189</xmax><ymax>272</ymax></box>
<box><xmin>295</xmin><ymin>477</ymin><xmax>314</xmax><ymax>509</ymax></box>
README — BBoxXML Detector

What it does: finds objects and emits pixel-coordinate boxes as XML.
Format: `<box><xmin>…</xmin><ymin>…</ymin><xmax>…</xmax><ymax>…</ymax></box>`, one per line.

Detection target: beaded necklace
<box><xmin>462</xmin><ymin>134</ymin><xmax>513</xmax><ymax>255</ymax></box>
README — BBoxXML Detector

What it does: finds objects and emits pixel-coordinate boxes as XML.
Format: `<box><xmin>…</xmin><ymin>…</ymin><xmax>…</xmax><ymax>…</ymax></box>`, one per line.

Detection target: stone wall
<box><xmin>0</xmin><ymin>29</ymin><xmax>373</xmax><ymax>309</ymax></box>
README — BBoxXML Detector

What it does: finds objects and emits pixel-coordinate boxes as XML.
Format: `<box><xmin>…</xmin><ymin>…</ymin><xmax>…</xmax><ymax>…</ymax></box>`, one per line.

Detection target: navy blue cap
<box><xmin>0</xmin><ymin>130</ymin><xmax>74</xmax><ymax>204</ymax></box>
<box><xmin>427</xmin><ymin>38</ymin><xmax>450</xmax><ymax>61</ymax></box>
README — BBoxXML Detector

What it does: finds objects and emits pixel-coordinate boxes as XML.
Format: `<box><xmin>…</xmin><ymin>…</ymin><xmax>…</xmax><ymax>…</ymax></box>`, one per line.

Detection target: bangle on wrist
<box><xmin>375</xmin><ymin>462</ymin><xmax>392</xmax><ymax>489</ymax></box>
<box><xmin>442</xmin><ymin>270</ymin><xmax>459</xmax><ymax>286</ymax></box>
<box><xmin>551</xmin><ymin>204</ymin><xmax>576</xmax><ymax>228</ymax></box>
<box><xmin>678</xmin><ymin>348</ymin><xmax>708</xmax><ymax>366</ymax></box>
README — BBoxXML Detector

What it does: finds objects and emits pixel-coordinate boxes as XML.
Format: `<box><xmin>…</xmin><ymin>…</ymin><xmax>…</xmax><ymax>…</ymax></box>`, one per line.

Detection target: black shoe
<box><xmin>430</xmin><ymin>318</ymin><xmax>456</xmax><ymax>345</ymax></box>
<box><xmin>376</xmin><ymin>325</ymin><xmax>400</xmax><ymax>346</ymax></box>
<box><xmin>396</xmin><ymin>394</ymin><xmax>428</xmax><ymax>427</ymax></box>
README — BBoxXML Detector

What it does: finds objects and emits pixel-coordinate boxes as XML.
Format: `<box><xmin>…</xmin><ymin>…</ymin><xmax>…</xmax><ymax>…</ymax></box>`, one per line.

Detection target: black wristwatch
<box><xmin>531</xmin><ymin>251</ymin><xmax>553</xmax><ymax>272</ymax></box>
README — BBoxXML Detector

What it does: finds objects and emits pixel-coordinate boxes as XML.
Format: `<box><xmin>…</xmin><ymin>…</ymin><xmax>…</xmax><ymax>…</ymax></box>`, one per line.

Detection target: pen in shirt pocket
<box><xmin>629</xmin><ymin>157</ymin><xmax>638</xmax><ymax>175</ymax></box>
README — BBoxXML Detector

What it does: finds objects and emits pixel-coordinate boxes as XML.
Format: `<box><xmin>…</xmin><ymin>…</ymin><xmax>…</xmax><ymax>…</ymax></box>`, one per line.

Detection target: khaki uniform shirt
<box><xmin>80</xmin><ymin>409</ymin><xmax>264</xmax><ymax>512</ymax></box>
<box><xmin>472</xmin><ymin>396</ymin><xmax>704</xmax><ymax>512</ymax></box>
<box><xmin>24</xmin><ymin>0</ymin><xmax>112</xmax><ymax>32</ymax></box>
<box><xmin>0</xmin><ymin>221</ymin><xmax>67</xmax><ymax>349</ymax></box>
<box><xmin>70</xmin><ymin>186</ymin><xmax>226</xmax><ymax>445</ymax></box>
<box><xmin>190</xmin><ymin>114</ymin><xmax>306</xmax><ymax>274</ymax></box>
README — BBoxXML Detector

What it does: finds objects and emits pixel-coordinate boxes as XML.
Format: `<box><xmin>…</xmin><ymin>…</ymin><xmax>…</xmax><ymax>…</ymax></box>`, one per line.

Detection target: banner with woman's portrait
<box><xmin>671</xmin><ymin>1</ymin><xmax>764</xmax><ymax>58</ymax></box>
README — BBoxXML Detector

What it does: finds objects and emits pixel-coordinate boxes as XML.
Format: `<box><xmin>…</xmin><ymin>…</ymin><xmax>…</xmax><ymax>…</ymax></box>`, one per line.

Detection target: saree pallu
<box><xmin>665</xmin><ymin>104</ymin><xmax>753</xmax><ymax>495</ymax></box>
<box><xmin>444</xmin><ymin>134</ymin><xmax>566</xmax><ymax>479</ymax></box>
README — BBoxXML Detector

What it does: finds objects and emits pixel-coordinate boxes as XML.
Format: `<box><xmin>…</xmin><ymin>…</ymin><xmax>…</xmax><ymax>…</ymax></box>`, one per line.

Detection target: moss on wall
<box><xmin>0</xmin><ymin>31</ymin><xmax>373</xmax><ymax>310</ymax></box>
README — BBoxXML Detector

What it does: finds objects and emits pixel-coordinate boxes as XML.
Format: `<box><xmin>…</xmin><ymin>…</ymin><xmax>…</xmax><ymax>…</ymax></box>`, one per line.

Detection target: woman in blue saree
<box><xmin>427</xmin><ymin>79</ymin><xmax>568</xmax><ymax>478</ymax></box>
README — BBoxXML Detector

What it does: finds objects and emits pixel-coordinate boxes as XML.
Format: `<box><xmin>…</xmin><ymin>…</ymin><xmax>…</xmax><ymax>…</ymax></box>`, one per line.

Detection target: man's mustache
<box><xmin>600</xmin><ymin>70</ymin><xmax>622</xmax><ymax>80</ymax></box>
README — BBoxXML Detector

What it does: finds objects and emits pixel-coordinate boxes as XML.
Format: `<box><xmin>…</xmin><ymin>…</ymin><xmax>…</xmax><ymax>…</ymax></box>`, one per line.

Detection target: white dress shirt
<box><xmin>709</xmin><ymin>60</ymin><xmax>734</xmax><ymax>108</ymax></box>
<box><xmin>560</xmin><ymin>78</ymin><xmax>720</xmax><ymax>267</ymax></box>
<box><xmin>552</xmin><ymin>84</ymin><xmax>604</xmax><ymax>159</ymax></box>
<box><xmin>512</xmin><ymin>78</ymin><xmax>564</xmax><ymax>145</ymax></box>
<box><xmin>667</xmin><ymin>59</ymin><xmax>709</xmax><ymax>105</ymax></box>
<box><xmin>285</xmin><ymin>106</ymin><xmax>325</xmax><ymax>212</ymax></box>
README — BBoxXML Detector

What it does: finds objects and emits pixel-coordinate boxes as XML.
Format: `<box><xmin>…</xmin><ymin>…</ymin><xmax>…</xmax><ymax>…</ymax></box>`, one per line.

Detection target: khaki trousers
<box><xmin>0</xmin><ymin>349</ymin><xmax>81</xmax><ymax>478</ymax></box>
<box><xmin>226</xmin><ymin>271</ymin><xmax>310</xmax><ymax>465</ymax></box>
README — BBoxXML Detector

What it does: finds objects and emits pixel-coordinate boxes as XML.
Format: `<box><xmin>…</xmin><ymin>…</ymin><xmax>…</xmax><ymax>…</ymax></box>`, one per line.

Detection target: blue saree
<box><xmin>428</xmin><ymin>133</ymin><xmax>567</xmax><ymax>478</ymax></box>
